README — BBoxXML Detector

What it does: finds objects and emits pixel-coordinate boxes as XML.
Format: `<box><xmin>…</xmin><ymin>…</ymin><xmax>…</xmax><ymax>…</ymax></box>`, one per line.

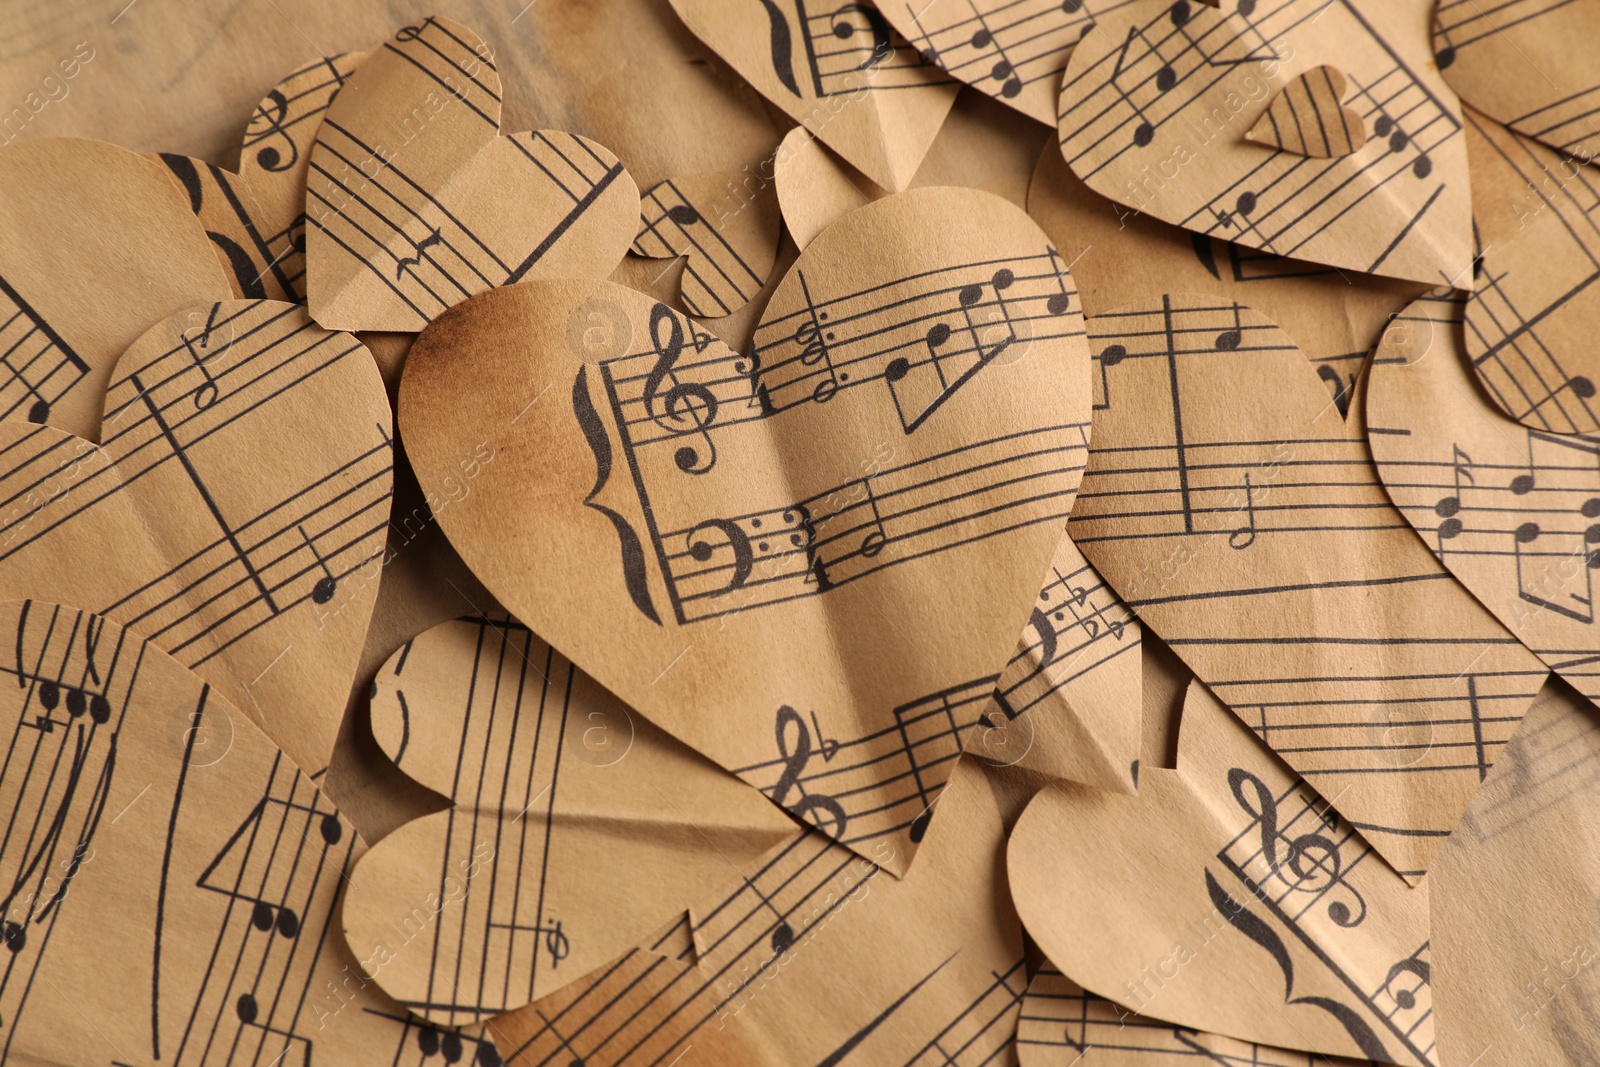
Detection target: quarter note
<box><xmin>300</xmin><ymin>524</ymin><xmax>339</xmax><ymax>604</ymax></box>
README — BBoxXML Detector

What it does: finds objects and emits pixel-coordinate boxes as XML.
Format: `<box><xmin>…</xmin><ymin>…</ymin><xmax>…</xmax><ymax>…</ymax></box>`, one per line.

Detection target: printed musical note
<box><xmin>0</xmin><ymin>271</ymin><xmax>90</xmax><ymax>426</ymax></box>
<box><xmin>631</xmin><ymin>174</ymin><xmax>779</xmax><ymax>318</ymax></box>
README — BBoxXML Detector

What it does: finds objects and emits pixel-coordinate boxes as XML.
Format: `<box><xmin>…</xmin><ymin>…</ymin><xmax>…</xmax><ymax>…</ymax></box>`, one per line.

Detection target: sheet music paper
<box><xmin>345</xmin><ymin>613</ymin><xmax>795</xmax><ymax>1026</ymax></box>
<box><xmin>156</xmin><ymin>53</ymin><xmax>366</xmax><ymax>305</ymax></box>
<box><xmin>665</xmin><ymin>0</ymin><xmax>960</xmax><ymax>191</ymax></box>
<box><xmin>1433</xmin><ymin>0</ymin><xmax>1600</xmax><ymax>160</ymax></box>
<box><xmin>0</xmin><ymin>138</ymin><xmax>231</xmax><ymax>441</ymax></box>
<box><xmin>1244</xmin><ymin>64</ymin><xmax>1367</xmax><ymax>157</ymax></box>
<box><xmin>629</xmin><ymin>171</ymin><xmax>781</xmax><ymax>318</ymax></box>
<box><xmin>1366</xmin><ymin>289</ymin><xmax>1600</xmax><ymax>705</ymax></box>
<box><xmin>0</xmin><ymin>298</ymin><xmax>392</xmax><ymax>776</ymax></box>
<box><xmin>0</xmin><ymin>600</ymin><xmax>503</xmax><ymax>1066</ymax></box>
<box><xmin>305</xmin><ymin>16</ymin><xmax>641</xmax><ymax>332</ymax></box>
<box><xmin>486</xmin><ymin>756</ymin><xmax>1026</xmax><ymax>1066</ymax></box>
<box><xmin>1068</xmin><ymin>293</ymin><xmax>1548</xmax><ymax>878</ymax></box>
<box><xmin>1055</xmin><ymin>0</ymin><xmax>1472</xmax><ymax>285</ymax></box>
<box><xmin>1010</xmin><ymin>680</ymin><xmax>1435</xmax><ymax>1065</ymax></box>
<box><xmin>398</xmin><ymin>188</ymin><xmax>1091</xmax><ymax>875</ymax></box>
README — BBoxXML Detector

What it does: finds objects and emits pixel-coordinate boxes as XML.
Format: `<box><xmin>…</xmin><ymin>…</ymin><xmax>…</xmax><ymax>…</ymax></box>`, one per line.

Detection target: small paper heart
<box><xmin>1245</xmin><ymin>65</ymin><xmax>1367</xmax><ymax>157</ymax></box>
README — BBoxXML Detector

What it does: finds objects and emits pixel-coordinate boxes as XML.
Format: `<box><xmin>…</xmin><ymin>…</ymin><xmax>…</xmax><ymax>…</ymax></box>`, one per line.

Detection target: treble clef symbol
<box><xmin>1228</xmin><ymin>768</ymin><xmax>1365</xmax><ymax>927</ymax></box>
<box><xmin>770</xmin><ymin>705</ymin><xmax>848</xmax><ymax>839</ymax></box>
<box><xmin>640</xmin><ymin>302</ymin><xmax>719</xmax><ymax>474</ymax></box>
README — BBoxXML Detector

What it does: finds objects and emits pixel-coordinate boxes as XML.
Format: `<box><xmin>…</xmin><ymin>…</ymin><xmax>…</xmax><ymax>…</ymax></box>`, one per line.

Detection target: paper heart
<box><xmin>1056</xmin><ymin>0</ymin><xmax>1472</xmax><ymax>284</ymax></box>
<box><xmin>158</xmin><ymin>53</ymin><xmax>365</xmax><ymax>304</ymax></box>
<box><xmin>0</xmin><ymin>138</ymin><xmax>231</xmax><ymax>438</ymax></box>
<box><xmin>346</xmin><ymin>614</ymin><xmax>795</xmax><ymax>1025</ymax></box>
<box><xmin>1010</xmin><ymin>680</ymin><xmax>1436</xmax><ymax>1065</ymax></box>
<box><xmin>0</xmin><ymin>601</ymin><xmax>502</xmax><ymax>1065</ymax></box>
<box><xmin>488</xmin><ymin>757</ymin><xmax>1025</xmax><ymax>1065</ymax></box>
<box><xmin>1458</xmin><ymin>111</ymin><xmax>1600</xmax><ymax>435</ymax></box>
<box><xmin>665</xmin><ymin>0</ymin><xmax>958</xmax><ymax>191</ymax></box>
<box><xmin>1245</xmin><ymin>65</ymin><xmax>1367</xmax><ymax>157</ymax></box>
<box><xmin>401</xmin><ymin>187</ymin><xmax>1089</xmax><ymax>872</ymax></box>
<box><xmin>0</xmin><ymin>299</ymin><xmax>391</xmax><ymax>774</ymax></box>
<box><xmin>1367</xmin><ymin>289</ymin><xmax>1600</xmax><ymax>704</ymax></box>
<box><xmin>1017</xmin><ymin>963</ymin><xmax>1373</xmax><ymax>1066</ymax></box>
<box><xmin>1068</xmin><ymin>294</ymin><xmax>1547</xmax><ymax>878</ymax></box>
<box><xmin>631</xmin><ymin>171</ymin><xmax>781</xmax><ymax>317</ymax></box>
<box><xmin>1434</xmin><ymin>0</ymin><xmax>1600</xmax><ymax>159</ymax></box>
<box><xmin>305</xmin><ymin>16</ymin><xmax>640</xmax><ymax>331</ymax></box>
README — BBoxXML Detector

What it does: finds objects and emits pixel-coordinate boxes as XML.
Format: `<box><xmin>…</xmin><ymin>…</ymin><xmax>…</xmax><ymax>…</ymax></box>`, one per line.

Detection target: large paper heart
<box><xmin>346</xmin><ymin>613</ymin><xmax>795</xmax><ymax>1026</ymax></box>
<box><xmin>0</xmin><ymin>299</ymin><xmax>391</xmax><ymax>774</ymax></box>
<box><xmin>1434</xmin><ymin>0</ymin><xmax>1600</xmax><ymax>159</ymax></box>
<box><xmin>1367</xmin><ymin>289</ymin><xmax>1600</xmax><ymax>704</ymax></box>
<box><xmin>0</xmin><ymin>138</ymin><xmax>231</xmax><ymax>438</ymax></box>
<box><xmin>306</xmin><ymin>16</ymin><xmax>640</xmax><ymax>331</ymax></box>
<box><xmin>158</xmin><ymin>52</ymin><xmax>364</xmax><ymax>304</ymax></box>
<box><xmin>488</xmin><ymin>757</ymin><xmax>1024</xmax><ymax>1065</ymax></box>
<box><xmin>1056</xmin><ymin>0</ymin><xmax>1472</xmax><ymax>284</ymax></box>
<box><xmin>1068</xmin><ymin>294</ymin><xmax>1547</xmax><ymax>878</ymax></box>
<box><xmin>1011</xmin><ymin>680</ymin><xmax>1435</xmax><ymax>1065</ymax></box>
<box><xmin>665</xmin><ymin>0</ymin><xmax>958</xmax><ymax>192</ymax></box>
<box><xmin>0</xmin><ymin>601</ymin><xmax>501</xmax><ymax>1065</ymax></box>
<box><xmin>401</xmin><ymin>187</ymin><xmax>1090</xmax><ymax>872</ymax></box>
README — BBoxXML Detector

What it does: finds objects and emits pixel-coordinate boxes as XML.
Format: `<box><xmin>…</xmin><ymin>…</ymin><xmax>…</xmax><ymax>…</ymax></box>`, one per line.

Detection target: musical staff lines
<box><xmin>630</xmin><ymin>175</ymin><xmax>777</xmax><ymax>318</ymax></box>
<box><xmin>0</xmin><ymin>271</ymin><xmax>89</xmax><ymax>426</ymax></box>
<box><xmin>1069</xmin><ymin>294</ymin><xmax>1548</xmax><ymax>877</ymax></box>
<box><xmin>794</xmin><ymin>0</ymin><xmax>954</xmax><ymax>96</ymax></box>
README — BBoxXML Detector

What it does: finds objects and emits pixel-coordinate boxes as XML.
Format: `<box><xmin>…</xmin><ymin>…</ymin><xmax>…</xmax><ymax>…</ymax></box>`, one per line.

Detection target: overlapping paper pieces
<box><xmin>345</xmin><ymin>614</ymin><xmax>796</xmax><ymax>1026</ymax></box>
<box><xmin>486</xmin><ymin>757</ymin><xmax>1025</xmax><ymax>1065</ymax></box>
<box><xmin>0</xmin><ymin>139</ymin><xmax>231</xmax><ymax>439</ymax></box>
<box><xmin>1056</xmin><ymin>0</ymin><xmax>1472</xmax><ymax>284</ymax></box>
<box><xmin>1011</xmin><ymin>680</ymin><xmax>1435</xmax><ymax>1065</ymax></box>
<box><xmin>1455</xmin><ymin>107</ymin><xmax>1600</xmax><ymax>435</ymax></box>
<box><xmin>629</xmin><ymin>170</ymin><xmax>782</xmax><ymax>318</ymax></box>
<box><xmin>1069</xmin><ymin>293</ymin><xmax>1548</xmax><ymax>878</ymax></box>
<box><xmin>1027</xmin><ymin>143</ymin><xmax>1429</xmax><ymax>408</ymax></box>
<box><xmin>1017</xmin><ymin>963</ymin><xmax>1374</xmax><ymax>1066</ymax></box>
<box><xmin>400</xmin><ymin>187</ymin><xmax>1095</xmax><ymax>873</ymax></box>
<box><xmin>304</xmin><ymin>16</ymin><xmax>640</xmax><ymax>332</ymax></box>
<box><xmin>1244</xmin><ymin>65</ymin><xmax>1368</xmax><ymax>158</ymax></box>
<box><xmin>156</xmin><ymin>53</ymin><xmax>365</xmax><ymax>304</ymax></box>
<box><xmin>1366</xmin><ymin>290</ymin><xmax>1600</xmax><ymax>703</ymax></box>
<box><xmin>0</xmin><ymin>298</ymin><xmax>391</xmax><ymax>775</ymax></box>
<box><xmin>665</xmin><ymin>0</ymin><xmax>959</xmax><ymax>192</ymax></box>
<box><xmin>1432</xmin><ymin>677</ymin><xmax>1600</xmax><ymax>1066</ymax></box>
<box><xmin>1433</xmin><ymin>0</ymin><xmax>1600</xmax><ymax>160</ymax></box>
<box><xmin>0</xmin><ymin>601</ymin><xmax>502</xmax><ymax>1066</ymax></box>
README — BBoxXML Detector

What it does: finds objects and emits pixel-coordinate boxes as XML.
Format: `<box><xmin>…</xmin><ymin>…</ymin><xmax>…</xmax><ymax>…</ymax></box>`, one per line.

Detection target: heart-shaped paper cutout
<box><xmin>488</xmin><ymin>757</ymin><xmax>1025</xmax><ymax>1065</ymax></box>
<box><xmin>1068</xmin><ymin>293</ymin><xmax>1547</xmax><ymax>878</ymax></box>
<box><xmin>0</xmin><ymin>299</ymin><xmax>392</xmax><ymax>774</ymax></box>
<box><xmin>1367</xmin><ymin>289</ymin><xmax>1600</xmax><ymax>704</ymax></box>
<box><xmin>1017</xmin><ymin>962</ymin><xmax>1374</xmax><ymax>1066</ymax></box>
<box><xmin>346</xmin><ymin>613</ymin><xmax>795</xmax><ymax>1025</ymax></box>
<box><xmin>0</xmin><ymin>138</ymin><xmax>231</xmax><ymax>439</ymax></box>
<box><xmin>401</xmin><ymin>187</ymin><xmax>1089</xmax><ymax>872</ymax></box>
<box><xmin>1245</xmin><ymin>65</ymin><xmax>1368</xmax><ymax>157</ymax></box>
<box><xmin>306</xmin><ymin>16</ymin><xmax>640</xmax><ymax>331</ymax></box>
<box><xmin>0</xmin><ymin>601</ymin><xmax>502</xmax><ymax>1065</ymax></box>
<box><xmin>1010</xmin><ymin>680</ymin><xmax>1436</xmax><ymax>1065</ymax></box>
<box><xmin>158</xmin><ymin>53</ymin><xmax>365</xmax><ymax>304</ymax></box>
<box><xmin>1459</xmin><ymin>110</ymin><xmax>1600</xmax><ymax>435</ymax></box>
<box><xmin>665</xmin><ymin>0</ymin><xmax>959</xmax><ymax>191</ymax></box>
<box><xmin>631</xmin><ymin>171</ymin><xmax>781</xmax><ymax>317</ymax></box>
<box><xmin>1434</xmin><ymin>0</ymin><xmax>1600</xmax><ymax>160</ymax></box>
<box><xmin>1056</xmin><ymin>0</ymin><xmax>1472</xmax><ymax>284</ymax></box>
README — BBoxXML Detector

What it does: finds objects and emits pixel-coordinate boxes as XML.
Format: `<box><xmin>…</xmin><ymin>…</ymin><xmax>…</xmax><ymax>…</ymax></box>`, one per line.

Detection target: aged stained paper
<box><xmin>1432</xmin><ymin>676</ymin><xmax>1600</xmax><ymax>1066</ymax></box>
<box><xmin>1366</xmin><ymin>289</ymin><xmax>1600</xmax><ymax>704</ymax></box>
<box><xmin>401</xmin><ymin>188</ymin><xmax>1090</xmax><ymax>873</ymax></box>
<box><xmin>1010</xmin><ymin>681</ymin><xmax>1435</xmax><ymax>1065</ymax></box>
<box><xmin>665</xmin><ymin>0</ymin><xmax>959</xmax><ymax>191</ymax></box>
<box><xmin>305</xmin><ymin>16</ymin><xmax>640</xmax><ymax>331</ymax></box>
<box><xmin>345</xmin><ymin>614</ymin><xmax>795</xmax><ymax>1025</ymax></box>
<box><xmin>156</xmin><ymin>53</ymin><xmax>365</xmax><ymax>304</ymax></box>
<box><xmin>1433</xmin><ymin>0</ymin><xmax>1600</xmax><ymax>160</ymax></box>
<box><xmin>0</xmin><ymin>601</ymin><xmax>502</xmax><ymax>1066</ymax></box>
<box><xmin>0</xmin><ymin>299</ymin><xmax>392</xmax><ymax>775</ymax></box>
<box><xmin>487</xmin><ymin>757</ymin><xmax>1026</xmax><ymax>1066</ymax></box>
<box><xmin>630</xmin><ymin>171</ymin><xmax>781</xmax><ymax>318</ymax></box>
<box><xmin>1056</xmin><ymin>0</ymin><xmax>1472</xmax><ymax>284</ymax></box>
<box><xmin>1068</xmin><ymin>294</ymin><xmax>1547</xmax><ymax>878</ymax></box>
<box><xmin>0</xmin><ymin>138</ymin><xmax>231</xmax><ymax>440</ymax></box>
